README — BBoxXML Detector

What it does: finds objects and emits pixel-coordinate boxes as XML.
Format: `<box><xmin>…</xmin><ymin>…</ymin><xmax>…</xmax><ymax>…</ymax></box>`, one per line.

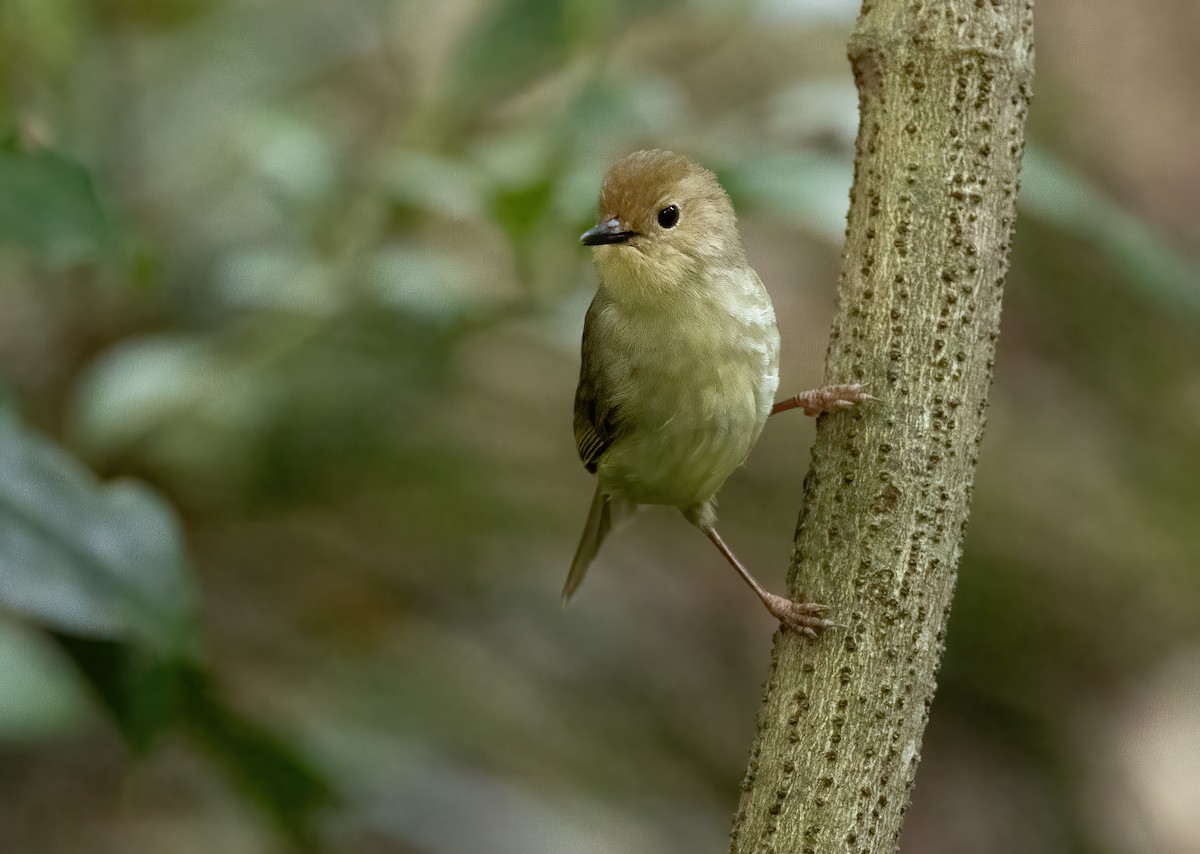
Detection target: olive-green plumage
<box><xmin>566</xmin><ymin>150</ymin><xmax>781</xmax><ymax>601</ymax></box>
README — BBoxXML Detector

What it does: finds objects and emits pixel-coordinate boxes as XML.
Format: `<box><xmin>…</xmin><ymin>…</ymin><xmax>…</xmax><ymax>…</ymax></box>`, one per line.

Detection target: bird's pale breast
<box><xmin>592</xmin><ymin>266</ymin><xmax>780</xmax><ymax>510</ymax></box>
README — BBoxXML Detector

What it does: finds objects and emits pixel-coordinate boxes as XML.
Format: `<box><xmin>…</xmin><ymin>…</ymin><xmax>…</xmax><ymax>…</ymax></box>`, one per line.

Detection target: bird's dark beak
<box><xmin>580</xmin><ymin>218</ymin><xmax>635</xmax><ymax>246</ymax></box>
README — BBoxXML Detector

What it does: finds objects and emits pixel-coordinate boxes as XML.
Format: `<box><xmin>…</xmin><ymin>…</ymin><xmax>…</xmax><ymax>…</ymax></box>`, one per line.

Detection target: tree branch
<box><xmin>731</xmin><ymin>2</ymin><xmax>1035</xmax><ymax>851</ymax></box>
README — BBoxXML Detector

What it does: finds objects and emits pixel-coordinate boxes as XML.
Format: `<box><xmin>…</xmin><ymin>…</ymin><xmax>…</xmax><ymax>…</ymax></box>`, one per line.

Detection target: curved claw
<box><xmin>762</xmin><ymin>593</ymin><xmax>836</xmax><ymax>638</ymax></box>
<box><xmin>772</xmin><ymin>383</ymin><xmax>878</xmax><ymax>417</ymax></box>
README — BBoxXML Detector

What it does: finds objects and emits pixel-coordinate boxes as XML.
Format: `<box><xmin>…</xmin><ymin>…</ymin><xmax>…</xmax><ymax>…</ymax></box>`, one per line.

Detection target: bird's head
<box><xmin>580</xmin><ymin>150</ymin><xmax>745</xmax><ymax>292</ymax></box>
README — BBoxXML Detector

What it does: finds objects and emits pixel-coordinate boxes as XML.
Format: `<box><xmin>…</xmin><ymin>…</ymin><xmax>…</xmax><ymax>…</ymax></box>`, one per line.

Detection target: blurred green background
<box><xmin>1</xmin><ymin>1</ymin><xmax>1198</xmax><ymax>852</ymax></box>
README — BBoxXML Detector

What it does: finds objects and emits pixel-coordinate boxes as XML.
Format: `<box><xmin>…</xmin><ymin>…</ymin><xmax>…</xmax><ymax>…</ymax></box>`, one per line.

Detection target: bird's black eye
<box><xmin>657</xmin><ymin>204</ymin><xmax>679</xmax><ymax>229</ymax></box>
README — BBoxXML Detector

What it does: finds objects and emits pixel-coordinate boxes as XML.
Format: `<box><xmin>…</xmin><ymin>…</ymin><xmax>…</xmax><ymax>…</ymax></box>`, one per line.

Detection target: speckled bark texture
<box><xmin>730</xmin><ymin>2</ymin><xmax>1034</xmax><ymax>852</ymax></box>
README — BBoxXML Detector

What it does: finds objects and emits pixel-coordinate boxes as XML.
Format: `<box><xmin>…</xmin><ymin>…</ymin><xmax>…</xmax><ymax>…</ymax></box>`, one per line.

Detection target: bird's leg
<box><xmin>771</xmin><ymin>383</ymin><xmax>875</xmax><ymax>417</ymax></box>
<box><xmin>702</xmin><ymin>526</ymin><xmax>833</xmax><ymax>639</ymax></box>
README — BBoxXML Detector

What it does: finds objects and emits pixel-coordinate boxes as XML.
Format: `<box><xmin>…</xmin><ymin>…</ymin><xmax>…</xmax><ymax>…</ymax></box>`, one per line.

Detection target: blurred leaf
<box><xmin>214</xmin><ymin>248</ymin><xmax>340</xmax><ymax>315</ymax></box>
<box><xmin>762</xmin><ymin>80</ymin><xmax>858</xmax><ymax>147</ymax></box>
<box><xmin>52</xmin><ymin>634</ymin><xmax>333</xmax><ymax>848</ymax></box>
<box><xmin>1020</xmin><ymin>145</ymin><xmax>1200</xmax><ymax>316</ymax></box>
<box><xmin>0</xmin><ymin>617</ymin><xmax>86</xmax><ymax>740</ymax></box>
<box><xmin>71</xmin><ymin>320</ymin><xmax>455</xmax><ymax>506</ymax></box>
<box><xmin>0</xmin><ymin>140</ymin><xmax>115</xmax><ymax>264</ymax></box>
<box><xmin>71</xmin><ymin>334</ymin><xmax>266</xmax><ymax>485</ymax></box>
<box><xmin>244</xmin><ymin>113</ymin><xmax>337</xmax><ymax>202</ymax></box>
<box><xmin>493</xmin><ymin>177</ymin><xmax>555</xmax><ymax>244</ymax></box>
<box><xmin>723</xmin><ymin>151</ymin><xmax>853</xmax><ymax>242</ymax></box>
<box><xmin>51</xmin><ymin>632</ymin><xmax>182</xmax><ymax>749</ymax></box>
<box><xmin>367</xmin><ymin>245</ymin><xmax>490</xmax><ymax>318</ymax></box>
<box><xmin>0</xmin><ymin>407</ymin><xmax>195</xmax><ymax>652</ymax></box>
<box><xmin>0</xmin><ymin>407</ymin><xmax>331</xmax><ymax>842</ymax></box>
<box><xmin>1</xmin><ymin>0</ymin><xmax>87</xmax><ymax>73</ymax></box>
<box><xmin>566</xmin><ymin>74</ymin><xmax>687</xmax><ymax>151</ymax></box>
<box><xmin>449</xmin><ymin>0</ymin><xmax>571</xmax><ymax>115</ymax></box>
<box><xmin>384</xmin><ymin>150</ymin><xmax>490</xmax><ymax>221</ymax></box>
<box><xmin>447</xmin><ymin>0</ymin><xmax>678</xmax><ymax>124</ymax></box>
<box><xmin>180</xmin><ymin>666</ymin><xmax>335</xmax><ymax>851</ymax></box>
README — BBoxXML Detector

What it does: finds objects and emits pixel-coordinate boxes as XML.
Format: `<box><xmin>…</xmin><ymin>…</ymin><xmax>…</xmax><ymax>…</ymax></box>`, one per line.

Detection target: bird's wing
<box><xmin>573</xmin><ymin>302</ymin><xmax>625</xmax><ymax>474</ymax></box>
<box><xmin>573</xmin><ymin>363</ymin><xmax>620</xmax><ymax>473</ymax></box>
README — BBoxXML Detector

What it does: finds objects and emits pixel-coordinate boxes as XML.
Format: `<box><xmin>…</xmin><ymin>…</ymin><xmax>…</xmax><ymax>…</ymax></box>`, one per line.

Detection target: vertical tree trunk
<box><xmin>730</xmin><ymin>2</ymin><xmax>1034</xmax><ymax>852</ymax></box>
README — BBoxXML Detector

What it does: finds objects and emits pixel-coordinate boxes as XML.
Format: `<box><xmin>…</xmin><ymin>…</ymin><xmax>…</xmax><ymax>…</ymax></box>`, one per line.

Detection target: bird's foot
<box><xmin>771</xmin><ymin>383</ymin><xmax>876</xmax><ymax>417</ymax></box>
<box><xmin>761</xmin><ymin>592</ymin><xmax>836</xmax><ymax>639</ymax></box>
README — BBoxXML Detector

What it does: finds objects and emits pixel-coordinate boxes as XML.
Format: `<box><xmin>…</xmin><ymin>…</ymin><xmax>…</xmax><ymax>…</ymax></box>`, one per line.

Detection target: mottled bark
<box><xmin>731</xmin><ymin>2</ymin><xmax>1034</xmax><ymax>852</ymax></box>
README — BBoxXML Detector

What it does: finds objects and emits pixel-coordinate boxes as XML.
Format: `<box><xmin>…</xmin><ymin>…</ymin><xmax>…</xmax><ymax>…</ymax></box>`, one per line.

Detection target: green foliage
<box><xmin>180</xmin><ymin>666</ymin><xmax>334</xmax><ymax>850</ymax></box>
<box><xmin>50</xmin><ymin>634</ymin><xmax>184</xmax><ymax>748</ymax></box>
<box><xmin>447</xmin><ymin>0</ymin><xmax>676</xmax><ymax>125</ymax></box>
<box><xmin>722</xmin><ymin>150</ymin><xmax>855</xmax><ymax>241</ymax></box>
<box><xmin>0</xmin><ymin>618</ymin><xmax>86</xmax><ymax>740</ymax></box>
<box><xmin>0</xmin><ymin>397</ymin><xmax>331</xmax><ymax>843</ymax></box>
<box><xmin>0</xmin><ymin>140</ymin><xmax>114</xmax><ymax>265</ymax></box>
<box><xmin>451</xmin><ymin>0</ymin><xmax>571</xmax><ymax>114</ymax></box>
<box><xmin>0</xmin><ymin>408</ymin><xmax>193</xmax><ymax>651</ymax></box>
<box><xmin>1021</xmin><ymin>145</ymin><xmax>1200</xmax><ymax>316</ymax></box>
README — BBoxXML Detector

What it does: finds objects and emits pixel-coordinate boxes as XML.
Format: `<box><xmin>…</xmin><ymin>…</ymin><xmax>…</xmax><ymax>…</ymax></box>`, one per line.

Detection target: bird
<box><xmin>566</xmin><ymin>149</ymin><xmax>870</xmax><ymax>636</ymax></box>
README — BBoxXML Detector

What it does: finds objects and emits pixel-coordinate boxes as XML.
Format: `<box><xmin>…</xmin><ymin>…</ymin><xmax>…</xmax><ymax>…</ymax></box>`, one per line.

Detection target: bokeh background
<box><xmin>1</xmin><ymin>1</ymin><xmax>1198</xmax><ymax>852</ymax></box>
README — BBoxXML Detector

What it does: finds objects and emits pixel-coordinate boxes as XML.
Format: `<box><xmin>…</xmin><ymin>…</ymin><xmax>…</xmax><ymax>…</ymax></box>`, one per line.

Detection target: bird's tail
<box><xmin>562</xmin><ymin>484</ymin><xmax>635</xmax><ymax>604</ymax></box>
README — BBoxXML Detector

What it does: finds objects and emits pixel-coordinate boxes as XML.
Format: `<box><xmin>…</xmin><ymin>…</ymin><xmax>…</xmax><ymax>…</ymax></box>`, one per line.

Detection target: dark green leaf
<box><xmin>52</xmin><ymin>634</ymin><xmax>333</xmax><ymax>848</ymax></box>
<box><xmin>493</xmin><ymin>178</ymin><xmax>554</xmax><ymax>243</ymax></box>
<box><xmin>179</xmin><ymin>666</ymin><xmax>335</xmax><ymax>851</ymax></box>
<box><xmin>51</xmin><ymin>633</ymin><xmax>182</xmax><ymax>749</ymax></box>
<box><xmin>0</xmin><ymin>140</ymin><xmax>116</xmax><ymax>264</ymax></box>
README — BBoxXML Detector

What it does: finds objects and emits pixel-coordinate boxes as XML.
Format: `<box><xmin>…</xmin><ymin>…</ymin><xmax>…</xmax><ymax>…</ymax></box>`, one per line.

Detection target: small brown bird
<box><xmin>567</xmin><ymin>149</ymin><xmax>869</xmax><ymax>636</ymax></box>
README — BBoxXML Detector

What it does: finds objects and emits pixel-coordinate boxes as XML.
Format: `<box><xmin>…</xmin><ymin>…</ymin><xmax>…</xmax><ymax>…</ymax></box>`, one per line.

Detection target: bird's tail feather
<box><xmin>562</xmin><ymin>485</ymin><xmax>635</xmax><ymax>604</ymax></box>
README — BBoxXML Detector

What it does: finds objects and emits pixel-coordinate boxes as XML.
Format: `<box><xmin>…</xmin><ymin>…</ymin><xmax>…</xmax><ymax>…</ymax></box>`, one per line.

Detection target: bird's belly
<box><xmin>600</xmin><ymin>421</ymin><xmax>760</xmax><ymax>508</ymax></box>
<box><xmin>597</xmin><ymin>355</ymin><xmax>773</xmax><ymax>509</ymax></box>
<box><xmin>591</xmin><ymin>283</ymin><xmax>780</xmax><ymax>510</ymax></box>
